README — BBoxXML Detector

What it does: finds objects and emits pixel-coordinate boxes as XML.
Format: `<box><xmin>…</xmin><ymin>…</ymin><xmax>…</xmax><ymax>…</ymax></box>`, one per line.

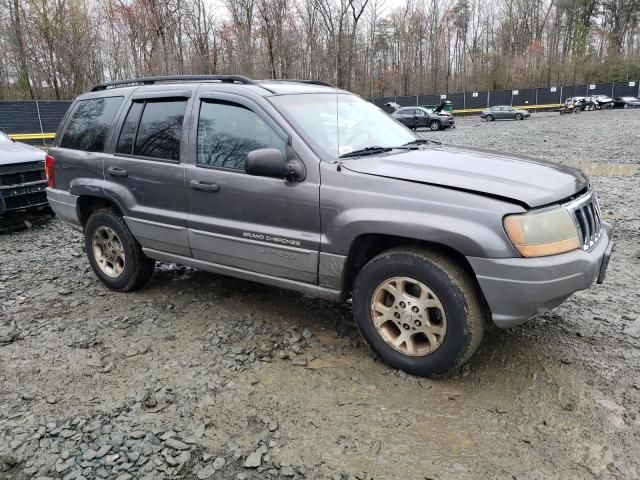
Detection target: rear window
<box><xmin>60</xmin><ymin>97</ymin><xmax>123</xmax><ymax>152</ymax></box>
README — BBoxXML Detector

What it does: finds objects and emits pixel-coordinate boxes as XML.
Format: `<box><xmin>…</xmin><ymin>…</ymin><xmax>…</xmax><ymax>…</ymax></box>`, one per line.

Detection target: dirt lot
<box><xmin>1</xmin><ymin>109</ymin><xmax>639</xmax><ymax>480</ymax></box>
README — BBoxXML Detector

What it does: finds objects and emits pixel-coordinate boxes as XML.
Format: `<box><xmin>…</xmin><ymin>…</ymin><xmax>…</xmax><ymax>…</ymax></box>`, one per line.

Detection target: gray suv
<box><xmin>46</xmin><ymin>75</ymin><xmax>613</xmax><ymax>377</ymax></box>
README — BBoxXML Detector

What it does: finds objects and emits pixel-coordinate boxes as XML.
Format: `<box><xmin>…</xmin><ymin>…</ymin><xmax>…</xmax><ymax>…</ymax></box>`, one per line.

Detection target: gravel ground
<box><xmin>1</xmin><ymin>109</ymin><xmax>639</xmax><ymax>480</ymax></box>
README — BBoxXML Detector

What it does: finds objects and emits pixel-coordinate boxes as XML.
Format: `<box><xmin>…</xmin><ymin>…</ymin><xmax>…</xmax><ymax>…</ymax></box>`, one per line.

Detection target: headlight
<box><xmin>503</xmin><ymin>207</ymin><xmax>580</xmax><ymax>257</ymax></box>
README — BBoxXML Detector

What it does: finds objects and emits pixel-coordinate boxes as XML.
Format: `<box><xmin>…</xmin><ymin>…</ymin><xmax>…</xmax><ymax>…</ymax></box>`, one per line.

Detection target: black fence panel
<box><xmin>613</xmin><ymin>81</ymin><xmax>638</xmax><ymax>98</ymax></box>
<box><xmin>513</xmin><ymin>88</ymin><xmax>536</xmax><ymax>106</ymax></box>
<box><xmin>537</xmin><ymin>87</ymin><xmax>562</xmax><ymax>104</ymax></box>
<box><xmin>396</xmin><ymin>95</ymin><xmax>418</xmax><ymax>107</ymax></box>
<box><xmin>0</xmin><ymin>102</ymin><xmax>40</xmax><ymax>134</ymax></box>
<box><xmin>446</xmin><ymin>92</ymin><xmax>464</xmax><ymax>109</ymax></box>
<box><xmin>464</xmin><ymin>91</ymin><xmax>488</xmax><ymax>109</ymax></box>
<box><xmin>488</xmin><ymin>90</ymin><xmax>512</xmax><ymax>106</ymax></box>
<box><xmin>37</xmin><ymin>101</ymin><xmax>71</xmax><ymax>133</ymax></box>
<box><xmin>417</xmin><ymin>94</ymin><xmax>441</xmax><ymax>106</ymax></box>
<box><xmin>589</xmin><ymin>82</ymin><xmax>613</xmax><ymax>96</ymax></box>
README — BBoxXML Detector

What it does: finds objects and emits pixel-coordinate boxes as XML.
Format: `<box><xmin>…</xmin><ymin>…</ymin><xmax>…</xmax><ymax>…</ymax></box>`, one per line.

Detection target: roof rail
<box><xmin>90</xmin><ymin>75</ymin><xmax>261</xmax><ymax>92</ymax></box>
<box><xmin>264</xmin><ymin>79</ymin><xmax>337</xmax><ymax>88</ymax></box>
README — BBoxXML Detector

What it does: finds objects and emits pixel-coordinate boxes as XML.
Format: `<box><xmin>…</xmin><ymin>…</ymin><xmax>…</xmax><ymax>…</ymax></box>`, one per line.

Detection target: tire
<box><xmin>486</xmin><ymin>115</ymin><xmax>494</xmax><ymax>121</ymax></box>
<box><xmin>514</xmin><ymin>113</ymin><xmax>523</xmax><ymax>120</ymax></box>
<box><xmin>429</xmin><ymin>120</ymin><xmax>441</xmax><ymax>131</ymax></box>
<box><xmin>352</xmin><ymin>247</ymin><xmax>486</xmax><ymax>377</ymax></box>
<box><xmin>84</xmin><ymin>208</ymin><xmax>155</xmax><ymax>291</ymax></box>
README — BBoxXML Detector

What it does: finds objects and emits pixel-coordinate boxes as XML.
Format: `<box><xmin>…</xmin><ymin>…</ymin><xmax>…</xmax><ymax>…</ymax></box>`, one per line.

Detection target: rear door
<box><xmin>103</xmin><ymin>89</ymin><xmax>193</xmax><ymax>257</ymax></box>
<box><xmin>184</xmin><ymin>91</ymin><xmax>321</xmax><ymax>283</ymax></box>
<box><xmin>395</xmin><ymin>108</ymin><xmax>414</xmax><ymax>128</ymax></box>
<box><xmin>413</xmin><ymin>109</ymin><xmax>428</xmax><ymax>127</ymax></box>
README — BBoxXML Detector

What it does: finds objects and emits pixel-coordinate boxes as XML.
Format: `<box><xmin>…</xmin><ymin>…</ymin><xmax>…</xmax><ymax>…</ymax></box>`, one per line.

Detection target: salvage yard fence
<box><xmin>0</xmin><ymin>100</ymin><xmax>71</xmax><ymax>144</ymax></box>
<box><xmin>370</xmin><ymin>80</ymin><xmax>640</xmax><ymax>114</ymax></box>
<box><xmin>0</xmin><ymin>80</ymin><xmax>639</xmax><ymax>143</ymax></box>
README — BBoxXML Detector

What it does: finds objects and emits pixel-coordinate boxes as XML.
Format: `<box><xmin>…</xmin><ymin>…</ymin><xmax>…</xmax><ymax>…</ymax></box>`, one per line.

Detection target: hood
<box><xmin>0</xmin><ymin>140</ymin><xmax>46</xmax><ymax>166</ymax></box>
<box><xmin>432</xmin><ymin>102</ymin><xmax>450</xmax><ymax>114</ymax></box>
<box><xmin>341</xmin><ymin>144</ymin><xmax>588</xmax><ymax>208</ymax></box>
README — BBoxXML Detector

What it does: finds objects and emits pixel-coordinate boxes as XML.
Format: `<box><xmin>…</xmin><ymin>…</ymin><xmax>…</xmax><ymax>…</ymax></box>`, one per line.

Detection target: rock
<box><xmin>165</xmin><ymin>438</ymin><xmax>189</xmax><ymax>450</ymax></box>
<box><xmin>197</xmin><ymin>464</ymin><xmax>216</xmax><ymax>479</ymax></box>
<box><xmin>213</xmin><ymin>456</ymin><xmax>226</xmax><ymax>470</ymax></box>
<box><xmin>82</xmin><ymin>449</ymin><xmax>97</xmax><ymax>461</ymax></box>
<box><xmin>176</xmin><ymin>451</ymin><xmax>191</xmax><ymax>464</ymax></box>
<box><xmin>127</xmin><ymin>451</ymin><xmax>140</xmax><ymax>463</ymax></box>
<box><xmin>0</xmin><ymin>454</ymin><xmax>17</xmax><ymax>468</ymax></box>
<box><xmin>95</xmin><ymin>445</ymin><xmax>112</xmax><ymax>458</ymax></box>
<box><xmin>55</xmin><ymin>458</ymin><xmax>74</xmax><ymax>473</ymax></box>
<box><xmin>111</xmin><ymin>432</ymin><xmax>124</xmax><ymax>446</ymax></box>
<box><xmin>244</xmin><ymin>447</ymin><xmax>267</xmax><ymax>468</ymax></box>
<box><xmin>0</xmin><ymin>327</ymin><xmax>16</xmax><ymax>345</ymax></box>
<box><xmin>291</xmin><ymin>356</ymin><xmax>307</xmax><ymax>367</ymax></box>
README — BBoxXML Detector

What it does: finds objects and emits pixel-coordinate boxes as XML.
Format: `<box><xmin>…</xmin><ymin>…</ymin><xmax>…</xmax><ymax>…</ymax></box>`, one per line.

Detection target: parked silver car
<box><xmin>480</xmin><ymin>106</ymin><xmax>531</xmax><ymax>121</ymax></box>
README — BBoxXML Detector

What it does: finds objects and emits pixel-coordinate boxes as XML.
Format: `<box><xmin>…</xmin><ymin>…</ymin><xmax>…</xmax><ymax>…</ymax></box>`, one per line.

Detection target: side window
<box><xmin>197</xmin><ymin>101</ymin><xmax>285</xmax><ymax>171</ymax></box>
<box><xmin>414</xmin><ymin>109</ymin><xmax>425</xmax><ymax>116</ymax></box>
<box><xmin>115</xmin><ymin>102</ymin><xmax>143</xmax><ymax>155</ymax></box>
<box><xmin>60</xmin><ymin>97</ymin><xmax>123</xmax><ymax>152</ymax></box>
<box><xmin>133</xmin><ymin>100</ymin><xmax>187</xmax><ymax>161</ymax></box>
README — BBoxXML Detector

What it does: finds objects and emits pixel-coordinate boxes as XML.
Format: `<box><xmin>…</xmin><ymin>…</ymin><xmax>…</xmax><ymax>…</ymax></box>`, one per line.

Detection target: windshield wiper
<box><xmin>401</xmin><ymin>139</ymin><xmax>440</xmax><ymax>147</ymax></box>
<box><xmin>339</xmin><ymin>146</ymin><xmax>393</xmax><ymax>158</ymax></box>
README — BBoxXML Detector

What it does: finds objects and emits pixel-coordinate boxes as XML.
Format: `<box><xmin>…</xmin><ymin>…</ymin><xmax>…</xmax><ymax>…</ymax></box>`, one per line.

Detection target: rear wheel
<box><xmin>352</xmin><ymin>248</ymin><xmax>485</xmax><ymax>377</ymax></box>
<box><xmin>84</xmin><ymin>209</ymin><xmax>155</xmax><ymax>291</ymax></box>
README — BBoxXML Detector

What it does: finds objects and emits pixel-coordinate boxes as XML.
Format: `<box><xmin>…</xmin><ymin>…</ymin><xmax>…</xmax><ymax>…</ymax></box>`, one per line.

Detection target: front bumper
<box><xmin>467</xmin><ymin>223</ymin><xmax>613</xmax><ymax>328</ymax></box>
<box><xmin>46</xmin><ymin>188</ymin><xmax>82</xmax><ymax>231</ymax></box>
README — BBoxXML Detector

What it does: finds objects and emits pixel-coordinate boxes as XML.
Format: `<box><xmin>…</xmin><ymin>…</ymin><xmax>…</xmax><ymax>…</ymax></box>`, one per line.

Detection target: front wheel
<box><xmin>429</xmin><ymin>120</ymin><xmax>441</xmax><ymax>131</ymax></box>
<box><xmin>352</xmin><ymin>248</ymin><xmax>485</xmax><ymax>377</ymax></box>
<box><xmin>514</xmin><ymin>113</ymin><xmax>523</xmax><ymax>120</ymax></box>
<box><xmin>84</xmin><ymin>208</ymin><xmax>155</xmax><ymax>291</ymax></box>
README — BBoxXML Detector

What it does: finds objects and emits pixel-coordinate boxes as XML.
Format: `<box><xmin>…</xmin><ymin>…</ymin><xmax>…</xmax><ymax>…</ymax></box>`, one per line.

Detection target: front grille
<box><xmin>0</xmin><ymin>170</ymin><xmax>45</xmax><ymax>186</ymax></box>
<box><xmin>564</xmin><ymin>190</ymin><xmax>603</xmax><ymax>250</ymax></box>
<box><xmin>3</xmin><ymin>191</ymin><xmax>48</xmax><ymax>210</ymax></box>
<box><xmin>0</xmin><ymin>161</ymin><xmax>48</xmax><ymax>213</ymax></box>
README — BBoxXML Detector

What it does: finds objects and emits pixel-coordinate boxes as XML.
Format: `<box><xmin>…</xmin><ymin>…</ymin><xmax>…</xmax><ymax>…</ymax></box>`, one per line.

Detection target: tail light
<box><xmin>45</xmin><ymin>154</ymin><xmax>55</xmax><ymax>188</ymax></box>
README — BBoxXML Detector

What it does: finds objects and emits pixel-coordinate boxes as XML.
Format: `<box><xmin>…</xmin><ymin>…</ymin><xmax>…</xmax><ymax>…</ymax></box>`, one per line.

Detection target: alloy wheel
<box><xmin>370</xmin><ymin>277</ymin><xmax>447</xmax><ymax>356</ymax></box>
<box><xmin>92</xmin><ymin>226</ymin><xmax>125</xmax><ymax>278</ymax></box>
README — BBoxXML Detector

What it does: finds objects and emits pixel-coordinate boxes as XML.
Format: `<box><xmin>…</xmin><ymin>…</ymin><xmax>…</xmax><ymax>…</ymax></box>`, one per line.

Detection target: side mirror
<box><xmin>245</xmin><ymin>148</ymin><xmax>305</xmax><ymax>181</ymax></box>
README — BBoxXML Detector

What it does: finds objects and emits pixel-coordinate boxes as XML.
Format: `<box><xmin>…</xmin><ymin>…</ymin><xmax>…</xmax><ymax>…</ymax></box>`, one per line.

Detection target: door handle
<box><xmin>107</xmin><ymin>167</ymin><xmax>128</xmax><ymax>177</ymax></box>
<box><xmin>190</xmin><ymin>180</ymin><xmax>220</xmax><ymax>193</ymax></box>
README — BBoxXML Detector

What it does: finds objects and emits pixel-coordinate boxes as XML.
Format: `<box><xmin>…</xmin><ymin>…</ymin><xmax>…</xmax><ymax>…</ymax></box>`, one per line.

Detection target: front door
<box><xmin>184</xmin><ymin>92</ymin><xmax>321</xmax><ymax>283</ymax></box>
<box><xmin>104</xmin><ymin>92</ymin><xmax>193</xmax><ymax>256</ymax></box>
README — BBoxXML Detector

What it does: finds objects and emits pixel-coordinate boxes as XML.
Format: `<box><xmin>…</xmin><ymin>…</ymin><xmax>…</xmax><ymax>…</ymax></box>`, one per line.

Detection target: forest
<box><xmin>0</xmin><ymin>0</ymin><xmax>639</xmax><ymax>100</ymax></box>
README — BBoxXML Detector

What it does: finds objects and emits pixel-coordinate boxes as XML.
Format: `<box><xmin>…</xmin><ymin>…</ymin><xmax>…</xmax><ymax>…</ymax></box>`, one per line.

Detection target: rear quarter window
<box><xmin>60</xmin><ymin>97</ymin><xmax>123</xmax><ymax>152</ymax></box>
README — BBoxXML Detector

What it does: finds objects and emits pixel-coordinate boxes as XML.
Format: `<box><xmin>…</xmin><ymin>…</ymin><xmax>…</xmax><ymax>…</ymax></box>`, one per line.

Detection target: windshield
<box><xmin>270</xmin><ymin>93</ymin><xmax>416</xmax><ymax>160</ymax></box>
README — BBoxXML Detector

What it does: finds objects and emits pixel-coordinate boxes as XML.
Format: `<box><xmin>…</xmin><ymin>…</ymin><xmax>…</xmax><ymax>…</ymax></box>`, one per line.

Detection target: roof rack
<box><xmin>90</xmin><ymin>75</ymin><xmax>261</xmax><ymax>92</ymax></box>
<box><xmin>287</xmin><ymin>79</ymin><xmax>337</xmax><ymax>88</ymax></box>
<box><xmin>260</xmin><ymin>79</ymin><xmax>336</xmax><ymax>89</ymax></box>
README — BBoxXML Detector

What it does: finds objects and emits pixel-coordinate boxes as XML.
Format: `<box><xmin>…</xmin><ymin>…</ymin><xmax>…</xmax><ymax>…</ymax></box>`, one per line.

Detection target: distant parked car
<box><xmin>588</xmin><ymin>95</ymin><xmax>614</xmax><ymax>109</ymax></box>
<box><xmin>0</xmin><ymin>130</ymin><xmax>49</xmax><ymax>218</ymax></box>
<box><xmin>564</xmin><ymin>97</ymin><xmax>596</xmax><ymax>111</ymax></box>
<box><xmin>613</xmin><ymin>96</ymin><xmax>640</xmax><ymax>109</ymax></box>
<box><xmin>480</xmin><ymin>106</ymin><xmax>530</xmax><ymax>121</ymax></box>
<box><xmin>391</xmin><ymin>104</ymin><xmax>455</xmax><ymax>131</ymax></box>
